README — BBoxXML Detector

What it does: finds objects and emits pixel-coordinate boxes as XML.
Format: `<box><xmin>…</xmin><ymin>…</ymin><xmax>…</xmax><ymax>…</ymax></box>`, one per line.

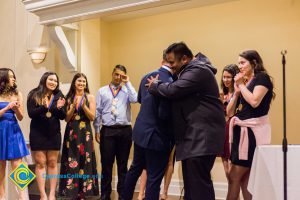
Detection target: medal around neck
<box><xmin>46</xmin><ymin>95</ymin><xmax>54</xmax><ymax>118</ymax></box>
<box><xmin>46</xmin><ymin>111</ymin><xmax>52</xmax><ymax>118</ymax></box>
<box><xmin>75</xmin><ymin>114</ymin><xmax>80</xmax><ymax>120</ymax></box>
<box><xmin>112</xmin><ymin>98</ymin><xmax>118</xmax><ymax>105</ymax></box>
<box><xmin>238</xmin><ymin>103</ymin><xmax>243</xmax><ymax>111</ymax></box>
<box><xmin>111</xmin><ymin>98</ymin><xmax>119</xmax><ymax>117</ymax></box>
<box><xmin>46</xmin><ymin>96</ymin><xmax>54</xmax><ymax>118</ymax></box>
<box><xmin>73</xmin><ymin>94</ymin><xmax>85</xmax><ymax>121</ymax></box>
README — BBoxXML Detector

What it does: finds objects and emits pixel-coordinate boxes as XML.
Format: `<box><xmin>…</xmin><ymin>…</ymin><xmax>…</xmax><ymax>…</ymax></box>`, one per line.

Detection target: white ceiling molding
<box><xmin>22</xmin><ymin>0</ymin><xmax>236</xmax><ymax>25</ymax></box>
<box><xmin>23</xmin><ymin>0</ymin><xmax>189</xmax><ymax>25</ymax></box>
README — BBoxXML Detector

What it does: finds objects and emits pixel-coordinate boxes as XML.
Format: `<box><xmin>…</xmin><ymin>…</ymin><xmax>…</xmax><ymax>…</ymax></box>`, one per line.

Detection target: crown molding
<box><xmin>22</xmin><ymin>0</ymin><xmax>83</xmax><ymax>12</ymax></box>
<box><xmin>22</xmin><ymin>0</ymin><xmax>191</xmax><ymax>25</ymax></box>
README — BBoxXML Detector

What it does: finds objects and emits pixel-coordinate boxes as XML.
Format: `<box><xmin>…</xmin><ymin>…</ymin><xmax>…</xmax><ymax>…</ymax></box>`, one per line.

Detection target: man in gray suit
<box><xmin>147</xmin><ymin>42</ymin><xmax>225</xmax><ymax>200</ymax></box>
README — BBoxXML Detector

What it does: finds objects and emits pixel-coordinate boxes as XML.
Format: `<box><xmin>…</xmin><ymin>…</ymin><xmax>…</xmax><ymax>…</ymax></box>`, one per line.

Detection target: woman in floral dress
<box><xmin>59</xmin><ymin>73</ymin><xmax>99</xmax><ymax>199</ymax></box>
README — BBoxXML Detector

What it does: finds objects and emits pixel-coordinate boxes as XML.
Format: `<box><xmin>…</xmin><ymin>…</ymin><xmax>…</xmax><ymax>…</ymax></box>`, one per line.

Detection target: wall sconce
<box><xmin>28</xmin><ymin>48</ymin><xmax>48</xmax><ymax>64</ymax></box>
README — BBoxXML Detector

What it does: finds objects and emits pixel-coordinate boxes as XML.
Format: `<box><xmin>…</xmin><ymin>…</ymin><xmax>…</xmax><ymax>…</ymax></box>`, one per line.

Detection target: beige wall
<box><xmin>100</xmin><ymin>0</ymin><xmax>300</xmax><ymax>183</ymax></box>
<box><xmin>105</xmin><ymin>0</ymin><xmax>300</xmax><ymax>144</ymax></box>
<box><xmin>79</xmin><ymin>19</ymin><xmax>102</xmax><ymax>173</ymax></box>
<box><xmin>80</xmin><ymin>19</ymin><xmax>101</xmax><ymax>95</ymax></box>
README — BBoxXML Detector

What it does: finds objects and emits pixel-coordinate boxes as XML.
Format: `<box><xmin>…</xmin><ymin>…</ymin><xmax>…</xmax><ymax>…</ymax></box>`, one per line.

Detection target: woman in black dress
<box><xmin>226</xmin><ymin>50</ymin><xmax>274</xmax><ymax>200</ymax></box>
<box><xmin>27</xmin><ymin>72</ymin><xmax>66</xmax><ymax>200</ymax></box>
<box><xmin>59</xmin><ymin>73</ymin><xmax>99</xmax><ymax>199</ymax></box>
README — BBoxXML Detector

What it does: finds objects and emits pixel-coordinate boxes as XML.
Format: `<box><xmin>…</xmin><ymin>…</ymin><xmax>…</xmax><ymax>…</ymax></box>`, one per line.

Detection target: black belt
<box><xmin>102</xmin><ymin>125</ymin><xmax>131</xmax><ymax>129</ymax></box>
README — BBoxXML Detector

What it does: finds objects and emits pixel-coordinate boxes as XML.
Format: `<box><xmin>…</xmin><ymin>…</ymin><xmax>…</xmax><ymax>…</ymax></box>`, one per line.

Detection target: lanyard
<box><xmin>109</xmin><ymin>84</ymin><xmax>121</xmax><ymax>98</ymax></box>
<box><xmin>47</xmin><ymin>95</ymin><xmax>54</xmax><ymax>111</ymax></box>
<box><xmin>46</xmin><ymin>95</ymin><xmax>54</xmax><ymax>118</ymax></box>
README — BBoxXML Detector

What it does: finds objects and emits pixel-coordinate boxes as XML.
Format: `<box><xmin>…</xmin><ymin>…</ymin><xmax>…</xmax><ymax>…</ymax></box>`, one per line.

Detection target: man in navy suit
<box><xmin>123</xmin><ymin>51</ymin><xmax>174</xmax><ymax>200</ymax></box>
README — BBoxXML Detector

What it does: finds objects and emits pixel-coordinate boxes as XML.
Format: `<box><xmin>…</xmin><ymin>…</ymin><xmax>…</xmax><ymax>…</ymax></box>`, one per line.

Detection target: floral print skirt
<box><xmin>59</xmin><ymin>119</ymin><xmax>99</xmax><ymax>199</ymax></box>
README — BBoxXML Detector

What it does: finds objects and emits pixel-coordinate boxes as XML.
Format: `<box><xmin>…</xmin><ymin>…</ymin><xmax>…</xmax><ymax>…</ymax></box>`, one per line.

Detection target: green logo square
<box><xmin>9</xmin><ymin>162</ymin><xmax>36</xmax><ymax>190</ymax></box>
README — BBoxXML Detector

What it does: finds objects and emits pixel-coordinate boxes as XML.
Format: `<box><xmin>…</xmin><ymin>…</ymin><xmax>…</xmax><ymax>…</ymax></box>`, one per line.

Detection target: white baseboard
<box><xmin>110</xmin><ymin>176</ymin><xmax>229</xmax><ymax>199</ymax></box>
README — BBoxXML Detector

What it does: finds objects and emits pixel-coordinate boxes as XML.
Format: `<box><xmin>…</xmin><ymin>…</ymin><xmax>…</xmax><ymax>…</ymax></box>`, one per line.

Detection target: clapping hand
<box><xmin>72</xmin><ymin>96</ymin><xmax>78</xmax><ymax>108</ymax></box>
<box><xmin>81</xmin><ymin>96</ymin><xmax>87</xmax><ymax>109</ymax></box>
<box><xmin>57</xmin><ymin>97</ymin><xmax>66</xmax><ymax>109</ymax></box>
<box><xmin>8</xmin><ymin>101</ymin><xmax>20</xmax><ymax>111</ymax></box>
<box><xmin>69</xmin><ymin>97</ymin><xmax>77</xmax><ymax>111</ymax></box>
<box><xmin>234</xmin><ymin>73</ymin><xmax>244</xmax><ymax>86</ymax></box>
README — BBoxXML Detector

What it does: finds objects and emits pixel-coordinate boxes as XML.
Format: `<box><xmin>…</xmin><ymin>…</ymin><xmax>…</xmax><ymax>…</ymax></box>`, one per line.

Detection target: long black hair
<box><xmin>0</xmin><ymin>68</ymin><xmax>18</xmax><ymax>96</ymax></box>
<box><xmin>66</xmin><ymin>73</ymin><xmax>90</xmax><ymax>101</ymax></box>
<box><xmin>220</xmin><ymin>64</ymin><xmax>239</xmax><ymax>95</ymax></box>
<box><xmin>28</xmin><ymin>71</ymin><xmax>60</xmax><ymax>105</ymax></box>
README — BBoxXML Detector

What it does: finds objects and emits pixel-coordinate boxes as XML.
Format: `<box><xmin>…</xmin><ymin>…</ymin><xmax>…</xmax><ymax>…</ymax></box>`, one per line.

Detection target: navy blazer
<box><xmin>132</xmin><ymin>67</ymin><xmax>174</xmax><ymax>151</ymax></box>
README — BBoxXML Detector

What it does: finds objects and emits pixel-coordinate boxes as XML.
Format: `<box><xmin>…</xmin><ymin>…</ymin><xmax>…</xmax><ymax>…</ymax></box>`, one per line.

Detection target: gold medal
<box><xmin>75</xmin><ymin>115</ymin><xmax>80</xmax><ymax>120</ymax></box>
<box><xmin>46</xmin><ymin>111</ymin><xmax>52</xmax><ymax>118</ymax></box>
<box><xmin>238</xmin><ymin>103</ymin><xmax>243</xmax><ymax>111</ymax></box>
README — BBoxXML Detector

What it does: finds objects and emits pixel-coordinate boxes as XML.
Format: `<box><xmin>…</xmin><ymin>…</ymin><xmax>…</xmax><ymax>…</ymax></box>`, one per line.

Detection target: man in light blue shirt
<box><xmin>94</xmin><ymin>64</ymin><xmax>137</xmax><ymax>200</ymax></box>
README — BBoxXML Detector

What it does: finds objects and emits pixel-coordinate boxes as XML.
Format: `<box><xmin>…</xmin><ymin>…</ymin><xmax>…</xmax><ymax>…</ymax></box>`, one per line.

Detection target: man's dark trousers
<box><xmin>100</xmin><ymin>126</ymin><xmax>132</xmax><ymax>200</ymax></box>
<box><xmin>123</xmin><ymin>143</ymin><xmax>170</xmax><ymax>200</ymax></box>
<box><xmin>182</xmin><ymin>155</ymin><xmax>216</xmax><ymax>200</ymax></box>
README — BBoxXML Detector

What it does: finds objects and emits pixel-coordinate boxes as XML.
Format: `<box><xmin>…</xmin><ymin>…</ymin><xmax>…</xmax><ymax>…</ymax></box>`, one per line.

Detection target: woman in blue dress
<box><xmin>0</xmin><ymin>68</ymin><xmax>29</xmax><ymax>200</ymax></box>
